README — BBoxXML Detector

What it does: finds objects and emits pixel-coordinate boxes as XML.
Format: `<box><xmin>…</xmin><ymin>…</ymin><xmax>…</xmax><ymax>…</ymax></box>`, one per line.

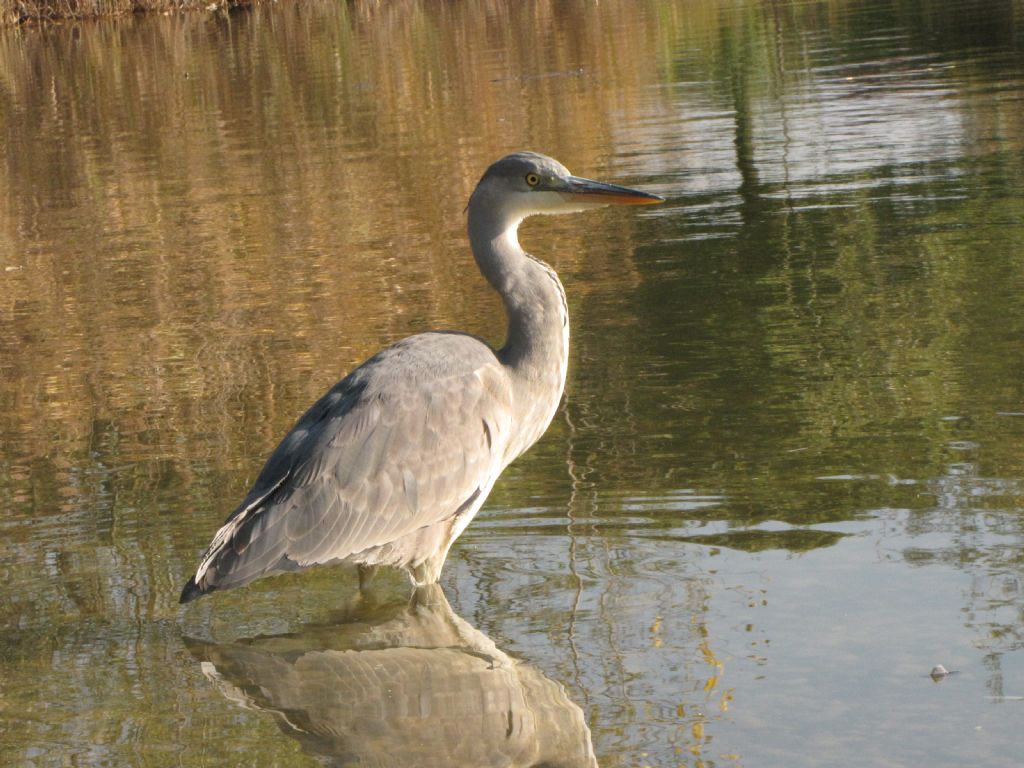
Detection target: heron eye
<box><xmin>525</xmin><ymin>173</ymin><xmax>540</xmax><ymax>187</ymax></box>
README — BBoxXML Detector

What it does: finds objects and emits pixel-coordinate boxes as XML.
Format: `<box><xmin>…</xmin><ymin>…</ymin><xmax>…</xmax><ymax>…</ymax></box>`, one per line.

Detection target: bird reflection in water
<box><xmin>186</xmin><ymin>584</ymin><xmax>598</xmax><ymax>768</ymax></box>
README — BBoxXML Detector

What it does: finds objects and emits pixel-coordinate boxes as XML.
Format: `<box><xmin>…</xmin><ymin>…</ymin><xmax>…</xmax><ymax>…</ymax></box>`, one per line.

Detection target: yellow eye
<box><xmin>525</xmin><ymin>173</ymin><xmax>540</xmax><ymax>187</ymax></box>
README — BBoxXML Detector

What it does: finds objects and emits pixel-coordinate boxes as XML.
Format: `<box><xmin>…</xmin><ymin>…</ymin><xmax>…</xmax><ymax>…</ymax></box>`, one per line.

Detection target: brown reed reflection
<box><xmin>0</xmin><ymin>0</ymin><xmax>663</xmax><ymax>476</ymax></box>
<box><xmin>186</xmin><ymin>584</ymin><xmax>598</xmax><ymax>768</ymax></box>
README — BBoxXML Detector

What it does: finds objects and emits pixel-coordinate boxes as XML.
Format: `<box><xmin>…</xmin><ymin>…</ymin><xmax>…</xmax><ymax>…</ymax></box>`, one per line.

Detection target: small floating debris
<box><xmin>930</xmin><ymin>664</ymin><xmax>959</xmax><ymax>682</ymax></box>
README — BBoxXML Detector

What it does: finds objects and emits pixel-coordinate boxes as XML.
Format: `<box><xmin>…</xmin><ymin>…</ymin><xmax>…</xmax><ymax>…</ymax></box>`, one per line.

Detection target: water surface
<box><xmin>1</xmin><ymin>1</ymin><xmax>1023</xmax><ymax>765</ymax></box>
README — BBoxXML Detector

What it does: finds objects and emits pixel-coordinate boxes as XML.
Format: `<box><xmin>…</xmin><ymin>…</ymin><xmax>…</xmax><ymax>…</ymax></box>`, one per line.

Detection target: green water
<box><xmin>1</xmin><ymin>1</ymin><xmax>1023</xmax><ymax>765</ymax></box>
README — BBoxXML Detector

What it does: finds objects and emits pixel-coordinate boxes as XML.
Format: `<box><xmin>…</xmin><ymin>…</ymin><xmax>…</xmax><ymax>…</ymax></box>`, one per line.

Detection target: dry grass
<box><xmin>1</xmin><ymin>0</ymin><xmax>255</xmax><ymax>25</ymax></box>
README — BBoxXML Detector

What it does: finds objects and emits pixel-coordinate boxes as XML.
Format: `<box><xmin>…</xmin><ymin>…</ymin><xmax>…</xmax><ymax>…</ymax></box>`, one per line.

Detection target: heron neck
<box><xmin>468</xmin><ymin>206</ymin><xmax>569</xmax><ymax>453</ymax></box>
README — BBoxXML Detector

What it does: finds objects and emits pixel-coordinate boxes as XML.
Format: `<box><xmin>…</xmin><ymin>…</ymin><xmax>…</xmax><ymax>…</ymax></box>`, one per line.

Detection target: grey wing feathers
<box><xmin>185</xmin><ymin>333</ymin><xmax>512</xmax><ymax>598</ymax></box>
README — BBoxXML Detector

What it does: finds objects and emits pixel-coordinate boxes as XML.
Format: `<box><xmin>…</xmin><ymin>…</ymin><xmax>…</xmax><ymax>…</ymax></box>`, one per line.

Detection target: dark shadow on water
<box><xmin>673</xmin><ymin>527</ymin><xmax>849</xmax><ymax>554</ymax></box>
<box><xmin>184</xmin><ymin>584</ymin><xmax>597</xmax><ymax>768</ymax></box>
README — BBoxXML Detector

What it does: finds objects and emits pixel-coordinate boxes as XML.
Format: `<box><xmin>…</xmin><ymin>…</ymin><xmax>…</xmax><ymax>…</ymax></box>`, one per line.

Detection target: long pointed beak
<box><xmin>562</xmin><ymin>175</ymin><xmax>664</xmax><ymax>206</ymax></box>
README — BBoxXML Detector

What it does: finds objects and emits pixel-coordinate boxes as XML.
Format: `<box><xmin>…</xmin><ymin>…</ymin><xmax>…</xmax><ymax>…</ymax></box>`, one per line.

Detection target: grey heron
<box><xmin>180</xmin><ymin>152</ymin><xmax>662</xmax><ymax>603</ymax></box>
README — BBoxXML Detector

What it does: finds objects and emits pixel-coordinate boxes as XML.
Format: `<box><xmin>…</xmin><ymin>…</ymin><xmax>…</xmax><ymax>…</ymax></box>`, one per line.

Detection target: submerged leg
<box><xmin>357</xmin><ymin>563</ymin><xmax>380</xmax><ymax>591</ymax></box>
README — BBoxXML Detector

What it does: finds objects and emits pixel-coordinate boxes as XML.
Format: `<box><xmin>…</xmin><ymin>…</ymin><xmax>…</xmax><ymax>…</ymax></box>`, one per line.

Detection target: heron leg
<box><xmin>409</xmin><ymin>552</ymin><xmax>447</xmax><ymax>586</ymax></box>
<box><xmin>357</xmin><ymin>564</ymin><xmax>380</xmax><ymax>591</ymax></box>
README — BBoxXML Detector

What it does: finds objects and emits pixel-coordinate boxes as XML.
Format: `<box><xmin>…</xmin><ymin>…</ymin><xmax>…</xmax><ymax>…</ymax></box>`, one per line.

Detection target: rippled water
<box><xmin>2</xmin><ymin>1</ymin><xmax>1023</xmax><ymax>766</ymax></box>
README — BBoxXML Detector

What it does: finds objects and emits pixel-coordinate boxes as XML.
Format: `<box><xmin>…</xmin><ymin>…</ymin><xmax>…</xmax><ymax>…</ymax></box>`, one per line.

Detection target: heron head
<box><xmin>470</xmin><ymin>151</ymin><xmax>663</xmax><ymax>222</ymax></box>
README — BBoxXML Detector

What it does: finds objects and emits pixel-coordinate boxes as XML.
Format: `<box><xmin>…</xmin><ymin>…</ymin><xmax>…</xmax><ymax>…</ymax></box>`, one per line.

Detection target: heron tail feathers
<box><xmin>179</xmin><ymin>575</ymin><xmax>208</xmax><ymax>604</ymax></box>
